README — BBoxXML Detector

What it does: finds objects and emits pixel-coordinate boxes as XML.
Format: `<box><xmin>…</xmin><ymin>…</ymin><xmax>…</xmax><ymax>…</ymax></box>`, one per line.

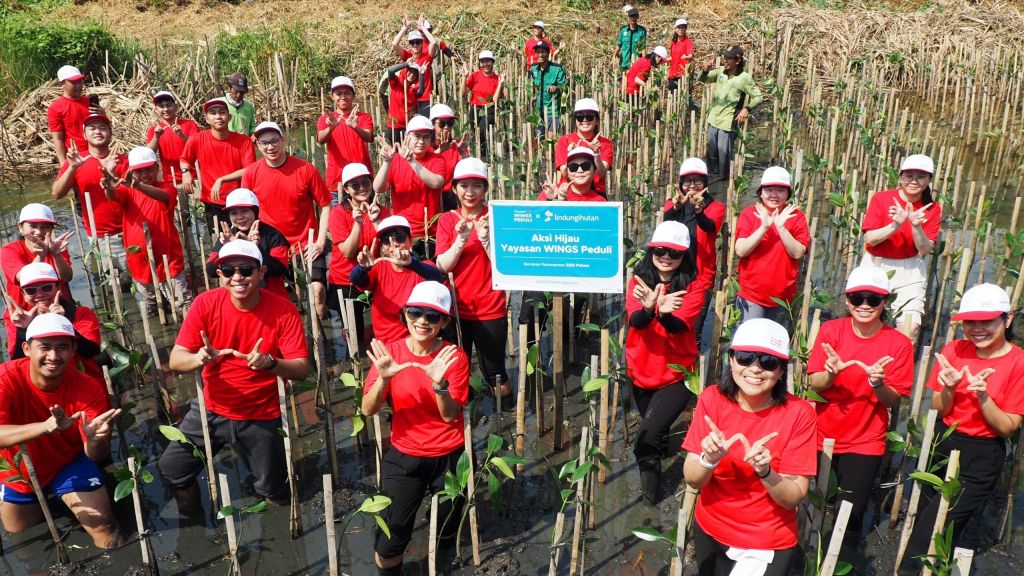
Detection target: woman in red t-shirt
<box><xmin>901</xmin><ymin>283</ymin><xmax>1024</xmax><ymax>572</ymax></box>
<box><xmin>807</xmin><ymin>265</ymin><xmax>913</xmax><ymax>567</ymax></box>
<box><xmin>861</xmin><ymin>154</ymin><xmax>942</xmax><ymax>341</ymax></box>
<box><xmin>683</xmin><ymin>319</ymin><xmax>816</xmax><ymax>575</ymax></box>
<box><xmin>554</xmin><ymin>98</ymin><xmax>614</xmax><ymax>198</ymax></box>
<box><xmin>436</xmin><ymin>158</ymin><xmax>510</xmax><ymax>408</ymax></box>
<box><xmin>428</xmin><ymin>103</ymin><xmax>466</xmax><ymax>211</ymax></box>
<box><xmin>626</xmin><ymin>221</ymin><xmax>704</xmax><ymax>504</ymax></box>
<box><xmin>362</xmin><ymin>281</ymin><xmax>470</xmax><ymax>574</ymax></box>
<box><xmin>624</xmin><ymin>46</ymin><xmax>670</xmax><ymax>97</ymax></box>
<box><xmin>464</xmin><ymin>50</ymin><xmax>502</xmax><ymax>157</ymax></box>
<box><xmin>667</xmin><ymin>19</ymin><xmax>694</xmax><ymax>91</ymax></box>
<box><xmin>0</xmin><ymin>203</ymin><xmax>73</xmax><ymax>308</ymax></box>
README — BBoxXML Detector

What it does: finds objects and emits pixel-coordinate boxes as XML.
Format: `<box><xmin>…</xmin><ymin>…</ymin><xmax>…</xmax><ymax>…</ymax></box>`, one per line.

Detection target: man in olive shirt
<box><xmin>225</xmin><ymin>72</ymin><xmax>256</xmax><ymax>136</ymax></box>
<box><xmin>529</xmin><ymin>43</ymin><xmax>567</xmax><ymax>138</ymax></box>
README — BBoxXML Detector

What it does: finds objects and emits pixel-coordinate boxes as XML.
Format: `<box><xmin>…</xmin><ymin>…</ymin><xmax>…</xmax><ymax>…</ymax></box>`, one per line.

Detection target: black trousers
<box><xmin>694</xmin><ymin>287</ymin><xmax>713</xmax><ymax>351</ymax></box>
<box><xmin>471</xmin><ymin>105</ymin><xmax>496</xmax><ymax>157</ymax></box>
<box><xmin>157</xmin><ymin>399</ymin><xmax>288</xmax><ymax>501</ymax></box>
<box><xmin>411</xmin><ymin>238</ymin><xmax>436</xmax><ymax>261</ymax></box>
<box><xmin>458</xmin><ymin>316</ymin><xmax>509</xmax><ymax>388</ymax></box>
<box><xmin>694</xmin><ymin>522</ymin><xmax>801</xmax><ymax>576</ymax></box>
<box><xmin>633</xmin><ymin>381</ymin><xmax>693</xmax><ymax>471</ymax></box>
<box><xmin>902</xmin><ymin>429</ymin><xmax>1005</xmax><ymax>569</ymax></box>
<box><xmin>825</xmin><ymin>452</ymin><xmax>883</xmax><ymax>564</ymax></box>
<box><xmin>202</xmin><ymin>201</ymin><xmax>229</xmax><ymax>233</ymax></box>
<box><xmin>376</xmin><ymin>446</ymin><xmax>464</xmax><ymax>559</ymax></box>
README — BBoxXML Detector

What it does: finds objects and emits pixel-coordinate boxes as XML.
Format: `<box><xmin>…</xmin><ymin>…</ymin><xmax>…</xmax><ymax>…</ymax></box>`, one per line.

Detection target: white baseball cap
<box><xmin>203</xmin><ymin>97</ymin><xmax>229</xmax><ymax>111</ymax></box>
<box><xmin>566</xmin><ymin>145</ymin><xmax>597</xmax><ymax>160</ymax></box>
<box><xmin>653</xmin><ymin>46</ymin><xmax>670</xmax><ymax>61</ymax></box>
<box><xmin>253</xmin><ymin>121</ymin><xmax>283</xmax><ymax>138</ymax></box>
<box><xmin>532</xmin><ymin>21</ymin><xmax>546</xmax><ymax>29</ymax></box>
<box><xmin>952</xmin><ymin>283</ymin><xmax>1011</xmax><ymax>321</ymax></box>
<box><xmin>845</xmin><ymin>265</ymin><xmax>890</xmax><ymax>295</ymax></box>
<box><xmin>405</xmin><ymin>281</ymin><xmax>452</xmax><ymax>315</ymax></box>
<box><xmin>573</xmin><ymin>98</ymin><xmax>600</xmax><ymax>113</ymax></box>
<box><xmin>19</xmin><ymin>203</ymin><xmax>56</xmax><ymax>225</ymax></box>
<box><xmin>731</xmin><ymin>318</ymin><xmax>790</xmax><ymax>360</ymax></box>
<box><xmin>341</xmin><ymin>163</ymin><xmax>372</xmax><ymax>186</ymax></box>
<box><xmin>760</xmin><ymin>166</ymin><xmax>792</xmax><ymax>188</ymax></box>
<box><xmin>26</xmin><ymin>313</ymin><xmax>76</xmax><ymax>340</ymax></box>
<box><xmin>152</xmin><ymin>90</ymin><xmax>175</xmax><ymax>103</ymax></box>
<box><xmin>675</xmin><ymin>18</ymin><xmax>688</xmax><ymax>27</ymax></box>
<box><xmin>57</xmin><ymin>65</ymin><xmax>86</xmax><ymax>82</ymax></box>
<box><xmin>19</xmin><ymin>262</ymin><xmax>59</xmax><ymax>287</ymax></box>
<box><xmin>678</xmin><ymin>157</ymin><xmax>708</xmax><ymax>177</ymax></box>
<box><xmin>478</xmin><ymin>50</ymin><xmax>495</xmax><ymax>61</ymax></box>
<box><xmin>376</xmin><ymin>215</ymin><xmax>412</xmax><ymax>238</ymax></box>
<box><xmin>128</xmin><ymin>146</ymin><xmax>158</xmax><ymax>170</ymax></box>
<box><xmin>900</xmin><ymin>154</ymin><xmax>934</xmax><ymax>175</ymax></box>
<box><xmin>216</xmin><ymin>239</ymin><xmax>263</xmax><ymax>265</ymax></box>
<box><xmin>647</xmin><ymin>221</ymin><xmax>690</xmax><ymax>251</ymax></box>
<box><xmin>330</xmin><ymin>76</ymin><xmax>355</xmax><ymax>91</ymax></box>
<box><xmin>407</xmin><ymin>30</ymin><xmax>424</xmax><ymax>42</ymax></box>
<box><xmin>225</xmin><ymin>188</ymin><xmax>260</xmax><ymax>210</ymax></box>
<box><xmin>453</xmin><ymin>157</ymin><xmax>488</xmax><ymax>181</ymax></box>
<box><xmin>429</xmin><ymin>104</ymin><xmax>456</xmax><ymax>121</ymax></box>
<box><xmin>406</xmin><ymin>115</ymin><xmax>433</xmax><ymax>133</ymax></box>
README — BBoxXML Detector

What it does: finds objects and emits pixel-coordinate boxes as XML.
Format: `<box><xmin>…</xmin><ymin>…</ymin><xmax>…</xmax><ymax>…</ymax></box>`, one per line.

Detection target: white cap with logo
<box><xmin>216</xmin><ymin>239</ymin><xmax>263</xmax><ymax>265</ymax></box>
<box><xmin>574</xmin><ymin>98</ymin><xmax>600</xmax><ymax>113</ymax></box>
<box><xmin>453</xmin><ymin>158</ymin><xmax>488</xmax><ymax>181</ymax></box>
<box><xmin>57</xmin><ymin>65</ymin><xmax>86</xmax><ymax>82</ymax></box>
<box><xmin>253</xmin><ymin>121</ymin><xmax>283</xmax><ymax>137</ymax></box>
<box><xmin>405</xmin><ymin>281</ymin><xmax>452</xmax><ymax>315</ymax></box>
<box><xmin>566</xmin><ymin>145</ymin><xmax>597</xmax><ymax>160</ymax></box>
<box><xmin>19</xmin><ymin>203</ymin><xmax>56</xmax><ymax>225</ymax></box>
<box><xmin>26</xmin><ymin>313</ymin><xmax>76</xmax><ymax>340</ymax></box>
<box><xmin>760</xmin><ymin>166</ymin><xmax>792</xmax><ymax>188</ymax></box>
<box><xmin>478</xmin><ymin>50</ymin><xmax>495</xmax><ymax>61</ymax></box>
<box><xmin>341</xmin><ymin>163</ymin><xmax>372</xmax><ymax>186</ymax></box>
<box><xmin>653</xmin><ymin>46</ymin><xmax>670</xmax><ymax>61</ymax></box>
<box><xmin>407</xmin><ymin>30</ymin><xmax>424</xmax><ymax>42</ymax></box>
<box><xmin>406</xmin><ymin>115</ymin><xmax>433</xmax><ymax>133</ymax></box>
<box><xmin>225</xmin><ymin>188</ymin><xmax>260</xmax><ymax>209</ymax></box>
<box><xmin>647</xmin><ymin>221</ymin><xmax>690</xmax><ymax>251</ymax></box>
<box><xmin>900</xmin><ymin>154</ymin><xmax>934</xmax><ymax>175</ymax></box>
<box><xmin>731</xmin><ymin>318</ymin><xmax>790</xmax><ymax>360</ymax></box>
<box><xmin>952</xmin><ymin>283</ymin><xmax>1011</xmax><ymax>321</ymax></box>
<box><xmin>675</xmin><ymin>18</ymin><xmax>688</xmax><ymax>27</ymax></box>
<box><xmin>678</xmin><ymin>157</ymin><xmax>708</xmax><ymax>177</ymax></box>
<box><xmin>128</xmin><ymin>146</ymin><xmax>158</xmax><ymax>170</ymax></box>
<box><xmin>330</xmin><ymin>76</ymin><xmax>355</xmax><ymax>91</ymax></box>
<box><xmin>19</xmin><ymin>262</ymin><xmax>59</xmax><ymax>287</ymax></box>
<box><xmin>429</xmin><ymin>104</ymin><xmax>456</xmax><ymax>121</ymax></box>
<box><xmin>532</xmin><ymin>21</ymin><xmax>546</xmax><ymax>29</ymax></box>
<box><xmin>376</xmin><ymin>215</ymin><xmax>412</xmax><ymax>237</ymax></box>
<box><xmin>845</xmin><ymin>265</ymin><xmax>890</xmax><ymax>295</ymax></box>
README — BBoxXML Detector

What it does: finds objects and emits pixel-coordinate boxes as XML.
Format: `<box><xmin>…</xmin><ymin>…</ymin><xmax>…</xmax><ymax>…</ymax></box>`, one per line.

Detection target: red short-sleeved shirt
<box><xmin>364</xmin><ymin>340</ymin><xmax>468</xmax><ymax>457</ymax></box>
<box><xmin>387</xmin><ymin>71</ymin><xmax>420</xmax><ymax>129</ymax></box>
<box><xmin>1</xmin><ymin>241</ymin><xmax>73</xmax><ymax>308</ymax></box>
<box><xmin>524</xmin><ymin>37</ymin><xmax>554</xmax><ymax>68</ymax></box>
<box><xmin>735</xmin><ymin>204</ymin><xmax>810</xmax><ymax>307</ymax></box>
<box><xmin>465</xmin><ymin>71</ymin><xmax>500</xmax><ymax>106</ymax></box>
<box><xmin>179</xmin><ymin>130</ymin><xmax>256</xmax><ymax>205</ymax></box>
<box><xmin>927</xmin><ymin>341</ymin><xmax>1024</xmax><ymax>438</ymax></box>
<box><xmin>175</xmin><ymin>288</ymin><xmax>308</xmax><ymax>420</ymax></box>
<box><xmin>625</xmin><ymin>275</ymin><xmax>702</xmax><ymax>389</ymax></box>
<box><xmin>661</xmin><ymin>198</ymin><xmax>726</xmax><ymax>289</ymax></box>
<box><xmin>242</xmin><ymin>156</ymin><xmax>331</xmax><ymax>248</ymax></box>
<box><xmin>327</xmin><ymin>203</ymin><xmax>391</xmax><ymax>286</ymax></box>
<box><xmin>536</xmin><ymin>189</ymin><xmax>609</xmax><ymax>202</ymax></box>
<box><xmin>554</xmin><ymin>136</ymin><xmax>614</xmax><ymax>196</ymax></box>
<box><xmin>363</xmin><ymin>261</ymin><xmax>437</xmax><ymax>345</ymax></box>
<box><xmin>47</xmin><ymin>96</ymin><xmax>91</xmax><ymax>153</ymax></box>
<box><xmin>57</xmin><ymin>154</ymin><xmax>127</xmax><ymax>237</ymax></box>
<box><xmin>0</xmin><ymin>359</ymin><xmax>109</xmax><ymax>493</ymax></box>
<box><xmin>625</xmin><ymin>57</ymin><xmax>653</xmax><ymax>95</ymax></box>
<box><xmin>807</xmin><ymin>318</ymin><xmax>914</xmax><ymax>455</ymax></box>
<box><xmin>316</xmin><ymin>111</ymin><xmax>374</xmax><ymax>189</ymax></box>
<box><xmin>145</xmin><ymin>119</ymin><xmax>200</xmax><ymax>184</ymax></box>
<box><xmin>669</xmin><ymin>37</ymin><xmax>694</xmax><ymax>79</ymax></box>
<box><xmin>435</xmin><ymin>208</ymin><xmax>506</xmax><ymax>321</ymax></box>
<box><xmin>862</xmin><ymin>188</ymin><xmax>942</xmax><ymax>259</ymax></box>
<box><xmin>110</xmin><ymin>181</ymin><xmax>184</xmax><ymax>284</ymax></box>
<box><xmin>682</xmin><ymin>386</ymin><xmax>817</xmax><ymax>549</ymax></box>
<box><xmin>399</xmin><ymin>47</ymin><xmax>434</xmax><ymax>102</ymax></box>
<box><xmin>387</xmin><ymin>152</ymin><xmax>447</xmax><ymax>237</ymax></box>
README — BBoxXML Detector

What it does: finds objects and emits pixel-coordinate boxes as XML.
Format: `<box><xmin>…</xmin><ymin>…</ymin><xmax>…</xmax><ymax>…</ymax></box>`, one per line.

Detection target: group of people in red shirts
<box><xmin>1</xmin><ymin>22</ymin><xmax>1020</xmax><ymax>576</ymax></box>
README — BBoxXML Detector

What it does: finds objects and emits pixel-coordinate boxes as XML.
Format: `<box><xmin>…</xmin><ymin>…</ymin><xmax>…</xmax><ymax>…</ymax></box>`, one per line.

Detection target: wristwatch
<box><xmin>180</xmin><ymin>167</ymin><xmax>191</xmax><ymax>173</ymax></box>
<box><xmin>433</xmin><ymin>379</ymin><xmax>450</xmax><ymax>395</ymax></box>
<box><xmin>868</xmin><ymin>376</ymin><xmax>883</xmax><ymax>389</ymax></box>
<box><xmin>266</xmin><ymin>355</ymin><xmax>278</xmax><ymax>371</ymax></box>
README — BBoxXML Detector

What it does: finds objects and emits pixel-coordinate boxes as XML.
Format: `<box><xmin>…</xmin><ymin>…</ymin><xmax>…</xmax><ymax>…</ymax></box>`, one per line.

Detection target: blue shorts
<box><xmin>1</xmin><ymin>453</ymin><xmax>104</xmax><ymax>504</ymax></box>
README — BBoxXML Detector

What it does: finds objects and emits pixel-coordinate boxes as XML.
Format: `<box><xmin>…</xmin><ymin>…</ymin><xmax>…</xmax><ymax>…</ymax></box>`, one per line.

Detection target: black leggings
<box><xmin>632</xmin><ymin>382</ymin><xmax>693</xmax><ymax>471</ymax></box>
<box><xmin>459</xmin><ymin>316</ymin><xmax>509</xmax><ymax>388</ymax></box>
<box><xmin>376</xmin><ymin>446</ymin><xmax>465</xmax><ymax>560</ymax></box>
<box><xmin>694</xmin><ymin>522</ymin><xmax>801</xmax><ymax>576</ymax></box>
<box><xmin>825</xmin><ymin>452</ymin><xmax>883</xmax><ymax>563</ymax></box>
<box><xmin>902</xmin><ymin>429</ymin><xmax>1005</xmax><ymax>569</ymax></box>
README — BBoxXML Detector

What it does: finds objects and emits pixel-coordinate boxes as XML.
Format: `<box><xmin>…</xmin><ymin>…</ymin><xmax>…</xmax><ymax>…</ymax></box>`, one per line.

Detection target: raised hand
<box><xmin>218</xmin><ymin>221</ymin><xmax>236</xmax><ymax>245</ymax></box>
<box><xmin>686</xmin><ymin>189</ymin><xmax>706</xmax><ymax>211</ymax></box>
<box><xmin>345</xmin><ymin>105</ymin><xmax>360</xmax><ymax>128</ymax></box>
<box><xmin>80</xmin><ymin>408</ymin><xmax>122</xmax><ymax>442</ymax></box>
<box><xmin>153</xmin><ymin>124</ymin><xmax>165</xmax><ymax>136</ymax></box>
<box><xmin>8</xmin><ymin>301</ymin><xmax>35</xmax><ymax>329</ymax></box>
<box><xmin>454</xmin><ymin>133</ymin><xmax>471</xmax><ymax>158</ymax></box>
<box><xmin>454</xmin><ymin>216</ymin><xmax>472</xmax><ymax>242</ymax></box>
<box><xmin>356</xmin><ymin>238</ymin><xmax>379</xmax><ymax>268</ymax></box>
<box><xmin>700</xmin><ymin>416</ymin><xmax>747</xmax><ymax>465</ymax></box>
<box><xmin>397</xmin><ymin>135</ymin><xmax>415</xmax><ymax>162</ymax></box>
<box><xmin>754</xmin><ymin>203</ymin><xmax>773</xmax><ymax>230</ymax></box>
<box><xmin>65</xmin><ymin>149</ymin><xmax>88</xmax><ymax>170</ymax></box>
<box><xmin>909</xmin><ymin>203</ymin><xmax>932</xmax><ymax>227</ymax></box>
<box><xmin>247</xmin><ymin>220</ymin><xmax>261</xmax><ymax>243</ymax></box>
<box><xmin>541</xmin><ymin>180</ymin><xmax>568</xmax><ymax>201</ymax></box>
<box><xmin>934</xmin><ymin>353</ymin><xmax>964</xmax><ymax>389</ymax></box>
<box><xmin>171</xmin><ymin>123</ymin><xmax>184</xmax><ymax>137</ymax></box>
<box><xmin>47</xmin><ymin>301</ymin><xmax>65</xmax><ymax>316</ymax></box>
<box><xmin>472</xmin><ymin>216</ymin><xmax>489</xmax><ymax>244</ymax></box>
<box><xmin>367</xmin><ymin>338</ymin><xmax>414</xmax><ymax>380</ymax></box>
<box><xmin>859</xmin><ymin>356</ymin><xmax>894</xmax><ymax>388</ymax></box>
<box><xmin>379</xmin><ymin>246</ymin><xmax>413</xmax><ymax>267</ymax></box>
<box><xmin>43</xmin><ymin>231</ymin><xmax>73</xmax><ymax>255</ymax></box>
<box><xmin>352</xmin><ymin>202</ymin><xmax>365</xmax><ymax>221</ymax></box>
<box><xmin>378</xmin><ymin>138</ymin><xmax>397</xmax><ymax>162</ymax></box>
<box><xmin>366</xmin><ymin>201</ymin><xmax>382</xmax><ymax>223</ymax></box>
<box><xmin>632</xmin><ymin>277</ymin><xmax>659</xmax><ymax>312</ymax></box>
<box><xmin>774</xmin><ymin>203</ymin><xmax>798</xmax><ymax>229</ymax></box>
<box><xmin>233</xmin><ymin>337</ymin><xmax>274</xmax><ymax>370</ymax></box>
<box><xmin>324</xmin><ymin>112</ymin><xmax>341</xmax><ymax>129</ymax></box>
<box><xmin>196</xmin><ymin>330</ymin><xmax>235</xmax><ymax>365</ymax></box>
<box><xmin>43</xmin><ymin>405</ymin><xmax>81</xmax><ymax>435</ymax></box>
<box><xmin>822</xmin><ymin>343</ymin><xmax>858</xmax><ymax>375</ymax></box>
<box><xmin>742</xmin><ymin>432</ymin><xmax>779</xmax><ymax>477</ymax></box>
<box><xmin>889</xmin><ymin>201</ymin><xmax>910</xmax><ymax>226</ymax></box>
<box><xmin>415</xmin><ymin>345</ymin><xmax>460</xmax><ymax>385</ymax></box>
<box><xmin>657</xmin><ymin>286</ymin><xmax>686</xmax><ymax>315</ymax></box>
<box><xmin>964</xmin><ymin>366</ymin><xmax>997</xmax><ymax>400</ymax></box>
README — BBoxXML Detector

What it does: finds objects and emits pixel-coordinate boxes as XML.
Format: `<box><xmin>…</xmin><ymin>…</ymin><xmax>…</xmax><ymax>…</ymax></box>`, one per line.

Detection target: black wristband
<box><xmin>757</xmin><ymin>467</ymin><xmax>771</xmax><ymax>479</ymax></box>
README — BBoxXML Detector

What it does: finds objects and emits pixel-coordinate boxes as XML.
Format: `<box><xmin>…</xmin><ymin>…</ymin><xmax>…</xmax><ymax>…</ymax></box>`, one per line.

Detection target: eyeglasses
<box><xmin>257</xmin><ymin>138</ymin><xmax>281</xmax><ymax>147</ymax></box>
<box><xmin>899</xmin><ymin>172</ymin><xmax>931</xmax><ymax>183</ymax></box>
<box><xmin>733</xmin><ymin>350</ymin><xmax>784</xmax><ymax>371</ymax></box>
<box><xmin>567</xmin><ymin>161</ymin><xmax>593</xmax><ymax>173</ymax></box>
<box><xmin>23</xmin><ymin>283</ymin><xmax>57</xmax><ymax>296</ymax></box>
<box><xmin>384</xmin><ymin>229</ymin><xmax>410</xmax><ymax>244</ymax></box>
<box><xmin>575</xmin><ymin>114</ymin><xmax>598</xmax><ymax>122</ymax></box>
<box><xmin>680</xmin><ymin>177</ymin><xmax>705</xmax><ymax>188</ymax></box>
<box><xmin>436</xmin><ymin>119</ymin><xmax>455</xmax><ymax>128</ymax></box>
<box><xmin>651</xmin><ymin>247</ymin><xmax>684</xmax><ymax>259</ymax></box>
<box><xmin>409</xmin><ymin>40</ymin><xmax>423</xmax><ymax>45</ymax></box>
<box><xmin>848</xmin><ymin>293</ymin><xmax>885</xmax><ymax>307</ymax></box>
<box><xmin>346</xmin><ymin>178</ymin><xmax>372</xmax><ymax>190</ymax></box>
<box><xmin>218</xmin><ymin>264</ymin><xmax>258</xmax><ymax>277</ymax></box>
<box><xmin>405</xmin><ymin>306</ymin><xmax>445</xmax><ymax>324</ymax></box>
<box><xmin>409</xmin><ymin>132</ymin><xmax>432</xmax><ymax>141</ymax></box>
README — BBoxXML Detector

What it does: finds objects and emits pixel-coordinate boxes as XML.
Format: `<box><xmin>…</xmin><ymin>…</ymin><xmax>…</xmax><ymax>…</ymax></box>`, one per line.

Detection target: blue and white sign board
<box><xmin>489</xmin><ymin>200</ymin><xmax>623</xmax><ymax>293</ymax></box>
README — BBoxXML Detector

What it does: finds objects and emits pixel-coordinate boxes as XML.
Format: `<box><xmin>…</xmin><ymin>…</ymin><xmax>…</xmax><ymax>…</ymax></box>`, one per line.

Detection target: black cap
<box><xmin>722</xmin><ymin>45</ymin><xmax>744</xmax><ymax>60</ymax></box>
<box><xmin>227</xmin><ymin>72</ymin><xmax>249</xmax><ymax>91</ymax></box>
<box><xmin>627</xmin><ymin>8</ymin><xmax>639</xmax><ymax>17</ymax></box>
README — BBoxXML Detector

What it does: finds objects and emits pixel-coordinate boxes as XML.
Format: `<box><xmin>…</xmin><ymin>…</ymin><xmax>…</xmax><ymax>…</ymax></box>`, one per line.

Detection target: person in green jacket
<box><xmin>529</xmin><ymin>43</ymin><xmax>567</xmax><ymax>138</ymax></box>
<box><xmin>615</xmin><ymin>6</ymin><xmax>648</xmax><ymax>71</ymax></box>
<box><xmin>225</xmin><ymin>72</ymin><xmax>256</xmax><ymax>136</ymax></box>
<box><xmin>699</xmin><ymin>45</ymin><xmax>762</xmax><ymax>182</ymax></box>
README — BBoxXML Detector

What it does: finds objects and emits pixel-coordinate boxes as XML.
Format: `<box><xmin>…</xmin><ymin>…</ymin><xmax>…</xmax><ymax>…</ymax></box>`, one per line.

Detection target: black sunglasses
<box><xmin>848</xmin><ymin>293</ymin><xmax>885</xmax><ymax>307</ymax></box>
<box><xmin>651</xmin><ymin>247</ymin><xmax>684</xmax><ymax>259</ymax></box>
<box><xmin>733</xmin><ymin>350</ymin><xmax>784</xmax><ymax>372</ymax></box>
<box><xmin>405</xmin><ymin>306</ymin><xmax>445</xmax><ymax>324</ymax></box>
<box><xmin>436</xmin><ymin>119</ymin><xmax>455</xmax><ymax>128</ymax></box>
<box><xmin>575</xmin><ymin>113</ymin><xmax>598</xmax><ymax>122</ymax></box>
<box><xmin>567</xmin><ymin>161</ymin><xmax>593</xmax><ymax>173</ymax></box>
<box><xmin>346</xmin><ymin>177</ymin><xmax>372</xmax><ymax>190</ymax></box>
<box><xmin>23</xmin><ymin>283</ymin><xmax>57</xmax><ymax>296</ymax></box>
<box><xmin>383</xmin><ymin>229</ymin><xmax>410</xmax><ymax>244</ymax></box>
<box><xmin>218</xmin><ymin>264</ymin><xmax>258</xmax><ymax>278</ymax></box>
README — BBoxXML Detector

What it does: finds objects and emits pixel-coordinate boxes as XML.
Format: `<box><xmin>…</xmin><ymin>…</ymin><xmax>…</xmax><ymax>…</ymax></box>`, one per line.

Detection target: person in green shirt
<box><xmin>615</xmin><ymin>6</ymin><xmax>648</xmax><ymax>71</ymax></box>
<box><xmin>225</xmin><ymin>72</ymin><xmax>256</xmax><ymax>136</ymax></box>
<box><xmin>529</xmin><ymin>43</ymin><xmax>567</xmax><ymax>138</ymax></box>
<box><xmin>699</xmin><ymin>45</ymin><xmax>762</xmax><ymax>182</ymax></box>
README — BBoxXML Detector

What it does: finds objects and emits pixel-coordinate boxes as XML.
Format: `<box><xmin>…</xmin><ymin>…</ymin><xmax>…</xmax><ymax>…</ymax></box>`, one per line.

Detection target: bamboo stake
<box><xmin>951</xmin><ymin>548</ymin><xmax>974</xmax><ymax>576</ymax></box>
<box><xmin>552</xmin><ymin>294</ymin><xmax>565</xmax><ymax>452</ymax></box>
<box><xmin>428</xmin><ymin>493</ymin><xmax>440</xmax><ymax>576</ymax></box>
<box><xmin>128</xmin><ymin>456</ymin><xmax>159</xmax><ymax>576</ymax></box>
<box><xmin>569</xmin><ymin>427</ymin><xmax>589</xmax><ymax>575</ymax></box>
<box><xmin>548</xmin><ymin>511</ymin><xmax>566</xmax><ymax>576</ymax></box>
<box><xmin>463</xmin><ymin>423</ymin><xmax>482</xmax><ymax>567</ymax></box>
<box><xmin>821</xmin><ymin>500</ymin><xmax>854</xmax><ymax>576</ymax></box>
<box><xmin>598</xmin><ymin>328</ymin><xmax>610</xmax><ymax>484</ymax></box>
<box><xmin>18</xmin><ymin>445</ymin><xmax>70</xmax><ymax>564</ymax></box>
<box><xmin>278</xmin><ymin>377</ymin><xmax>302</xmax><ymax>538</ymax></box>
<box><xmin>516</xmin><ymin>324</ymin><xmax>527</xmax><ymax>475</ymax></box>
<box><xmin>893</xmin><ymin>410</ymin><xmax>938</xmax><ymax>574</ymax></box>
<box><xmin>324</xmin><ymin>474</ymin><xmax>339</xmax><ymax>576</ymax></box>
<box><xmin>217</xmin><ymin>474</ymin><xmax>242</xmax><ymax>576</ymax></box>
<box><xmin>670</xmin><ymin>487</ymin><xmax>698</xmax><ymax>576</ymax></box>
<box><xmin>923</xmin><ymin>450</ymin><xmax>961</xmax><ymax>576</ymax></box>
<box><xmin>812</xmin><ymin>438</ymin><xmax>836</xmax><ymax>537</ymax></box>
<box><xmin>194</xmin><ymin>373</ymin><xmax>218</xmax><ymax>503</ymax></box>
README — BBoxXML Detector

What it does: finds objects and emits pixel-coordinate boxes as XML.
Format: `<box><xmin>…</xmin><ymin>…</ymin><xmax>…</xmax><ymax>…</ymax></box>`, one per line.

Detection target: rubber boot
<box><xmin>377</xmin><ymin>562</ymin><xmax>402</xmax><ymax>576</ymax></box>
<box><xmin>639</xmin><ymin>461</ymin><xmax>660</xmax><ymax>506</ymax></box>
<box><xmin>173</xmin><ymin>482</ymin><xmax>202</xmax><ymax>516</ymax></box>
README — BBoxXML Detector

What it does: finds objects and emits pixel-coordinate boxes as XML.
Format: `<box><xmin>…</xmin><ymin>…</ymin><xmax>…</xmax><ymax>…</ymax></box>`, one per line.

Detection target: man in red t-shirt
<box><xmin>242</xmin><ymin>121</ymin><xmax>332</xmax><ymax>318</ymax></box>
<box><xmin>51</xmin><ymin>113</ymin><xmax>128</xmax><ymax>271</ymax></box>
<box><xmin>159</xmin><ymin>240</ymin><xmax>309</xmax><ymax>514</ymax></box>
<box><xmin>555</xmin><ymin>98</ymin><xmax>614</xmax><ymax>197</ymax></box>
<box><xmin>464</xmin><ymin>50</ymin><xmax>503</xmax><ymax>157</ymax></box>
<box><xmin>524</xmin><ymin>21</ymin><xmax>562</xmax><ymax>68</ymax></box>
<box><xmin>373</xmin><ymin>116</ymin><xmax>447</xmax><ymax>258</ymax></box>
<box><xmin>734</xmin><ymin>166</ymin><xmax>809</xmax><ymax>330</ymax></box>
<box><xmin>0</xmin><ymin>313</ymin><xmax>122</xmax><ymax>549</ymax></box>
<box><xmin>47</xmin><ymin>65</ymin><xmax>101</xmax><ymax>166</ymax></box>
<box><xmin>179</xmin><ymin>97</ymin><xmax>256</xmax><ymax>230</ymax></box>
<box><xmin>104</xmin><ymin>147</ymin><xmax>191</xmax><ymax>317</ymax></box>
<box><xmin>316</xmin><ymin>76</ymin><xmax>375</xmax><ymax>199</ymax></box>
<box><xmin>392</xmin><ymin>15</ymin><xmax>440</xmax><ymax>117</ymax></box>
<box><xmin>1</xmin><ymin>203</ymin><xmax>74</xmax><ymax>308</ymax></box>
<box><xmin>145</xmin><ymin>91</ymin><xmax>199</xmax><ymax>186</ymax></box>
